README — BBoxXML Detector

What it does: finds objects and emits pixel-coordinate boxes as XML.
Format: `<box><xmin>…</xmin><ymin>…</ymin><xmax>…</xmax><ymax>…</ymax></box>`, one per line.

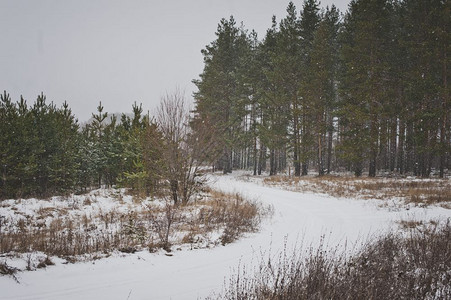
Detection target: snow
<box><xmin>1</xmin><ymin>172</ymin><xmax>450</xmax><ymax>299</ymax></box>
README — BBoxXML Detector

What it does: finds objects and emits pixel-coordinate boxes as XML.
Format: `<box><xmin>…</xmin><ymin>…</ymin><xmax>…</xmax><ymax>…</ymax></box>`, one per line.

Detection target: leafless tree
<box><xmin>156</xmin><ymin>89</ymin><xmax>217</xmax><ymax>205</ymax></box>
<box><xmin>147</xmin><ymin>197</ymin><xmax>180</xmax><ymax>251</ymax></box>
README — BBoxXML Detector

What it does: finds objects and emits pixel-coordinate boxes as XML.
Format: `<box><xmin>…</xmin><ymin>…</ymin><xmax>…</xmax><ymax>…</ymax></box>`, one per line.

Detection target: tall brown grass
<box><xmin>212</xmin><ymin>221</ymin><xmax>451</xmax><ymax>300</ymax></box>
<box><xmin>264</xmin><ymin>175</ymin><xmax>451</xmax><ymax>206</ymax></box>
<box><xmin>0</xmin><ymin>189</ymin><xmax>269</xmax><ymax>265</ymax></box>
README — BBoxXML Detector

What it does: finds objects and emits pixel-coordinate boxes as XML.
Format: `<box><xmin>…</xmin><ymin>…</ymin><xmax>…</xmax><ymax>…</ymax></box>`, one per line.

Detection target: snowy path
<box><xmin>1</xmin><ymin>173</ymin><xmax>450</xmax><ymax>300</ymax></box>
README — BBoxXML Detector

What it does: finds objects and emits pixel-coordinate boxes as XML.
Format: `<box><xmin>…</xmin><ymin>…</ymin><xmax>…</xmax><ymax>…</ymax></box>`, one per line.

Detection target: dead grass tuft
<box><xmin>36</xmin><ymin>256</ymin><xmax>54</xmax><ymax>269</ymax></box>
<box><xmin>197</xmin><ymin>190</ymin><xmax>264</xmax><ymax>245</ymax></box>
<box><xmin>397</xmin><ymin>219</ymin><xmax>424</xmax><ymax>229</ymax></box>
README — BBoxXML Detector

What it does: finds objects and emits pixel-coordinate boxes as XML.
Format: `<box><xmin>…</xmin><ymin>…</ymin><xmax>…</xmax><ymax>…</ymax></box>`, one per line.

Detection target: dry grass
<box><xmin>1</xmin><ymin>211</ymin><xmax>135</xmax><ymax>258</ymax></box>
<box><xmin>0</xmin><ymin>188</ymin><xmax>269</xmax><ymax>268</ymax></box>
<box><xmin>212</xmin><ymin>221</ymin><xmax>451</xmax><ymax>300</ymax></box>
<box><xmin>195</xmin><ymin>189</ymin><xmax>271</xmax><ymax>245</ymax></box>
<box><xmin>263</xmin><ymin>175</ymin><xmax>451</xmax><ymax>206</ymax></box>
<box><xmin>397</xmin><ymin>219</ymin><xmax>424</xmax><ymax>229</ymax></box>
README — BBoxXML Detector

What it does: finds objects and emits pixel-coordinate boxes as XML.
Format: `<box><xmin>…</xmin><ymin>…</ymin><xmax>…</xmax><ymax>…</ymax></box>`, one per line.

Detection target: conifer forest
<box><xmin>1</xmin><ymin>0</ymin><xmax>449</xmax><ymax>200</ymax></box>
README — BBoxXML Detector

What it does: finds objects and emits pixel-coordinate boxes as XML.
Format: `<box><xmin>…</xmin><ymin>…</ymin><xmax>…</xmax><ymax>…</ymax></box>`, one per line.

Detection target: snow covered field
<box><xmin>1</xmin><ymin>173</ymin><xmax>450</xmax><ymax>299</ymax></box>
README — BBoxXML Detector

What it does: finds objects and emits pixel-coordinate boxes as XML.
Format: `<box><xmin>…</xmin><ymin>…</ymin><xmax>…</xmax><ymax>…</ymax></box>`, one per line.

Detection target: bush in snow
<box><xmin>214</xmin><ymin>221</ymin><xmax>451</xmax><ymax>300</ymax></box>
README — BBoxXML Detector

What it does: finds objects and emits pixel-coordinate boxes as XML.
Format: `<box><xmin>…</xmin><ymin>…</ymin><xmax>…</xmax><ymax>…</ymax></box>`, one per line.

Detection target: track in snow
<box><xmin>1</xmin><ymin>173</ymin><xmax>449</xmax><ymax>299</ymax></box>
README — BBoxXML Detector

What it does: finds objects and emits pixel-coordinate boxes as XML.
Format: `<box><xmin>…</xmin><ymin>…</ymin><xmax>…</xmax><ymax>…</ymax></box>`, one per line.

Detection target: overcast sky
<box><xmin>0</xmin><ymin>0</ymin><xmax>350</xmax><ymax>122</ymax></box>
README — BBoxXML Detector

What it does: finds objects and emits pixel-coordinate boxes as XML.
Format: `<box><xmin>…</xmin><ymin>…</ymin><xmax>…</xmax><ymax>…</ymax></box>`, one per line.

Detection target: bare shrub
<box><xmin>220</xmin><ymin>195</ymin><xmax>261</xmax><ymax>245</ymax></box>
<box><xmin>213</xmin><ymin>222</ymin><xmax>451</xmax><ymax>300</ymax></box>
<box><xmin>147</xmin><ymin>198</ymin><xmax>181</xmax><ymax>252</ymax></box>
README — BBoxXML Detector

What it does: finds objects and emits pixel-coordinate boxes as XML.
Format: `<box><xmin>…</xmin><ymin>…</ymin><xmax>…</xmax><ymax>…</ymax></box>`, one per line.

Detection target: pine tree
<box><xmin>276</xmin><ymin>2</ymin><xmax>303</xmax><ymax>176</ymax></box>
<box><xmin>77</xmin><ymin>124</ymin><xmax>95</xmax><ymax>191</ymax></box>
<box><xmin>244</xmin><ymin>30</ymin><xmax>263</xmax><ymax>175</ymax></box>
<box><xmin>298</xmin><ymin>0</ymin><xmax>321</xmax><ymax>175</ymax></box>
<box><xmin>338</xmin><ymin>0</ymin><xmax>394</xmax><ymax>177</ymax></box>
<box><xmin>90</xmin><ymin>102</ymin><xmax>108</xmax><ymax>187</ymax></box>
<box><xmin>118</xmin><ymin>102</ymin><xmax>148</xmax><ymax>194</ymax></box>
<box><xmin>400</xmin><ymin>0</ymin><xmax>449</xmax><ymax>177</ymax></box>
<box><xmin>0</xmin><ymin>91</ymin><xmax>18</xmax><ymax>198</ymax></box>
<box><xmin>257</xmin><ymin>16</ymin><xmax>289</xmax><ymax>176</ymax></box>
<box><xmin>193</xmin><ymin>16</ymin><xmax>250</xmax><ymax>173</ymax></box>
<box><xmin>49</xmin><ymin>101</ymin><xmax>79</xmax><ymax>193</ymax></box>
<box><xmin>141</xmin><ymin>121</ymin><xmax>165</xmax><ymax>197</ymax></box>
<box><xmin>15</xmin><ymin>96</ymin><xmax>35</xmax><ymax>196</ymax></box>
<box><xmin>304</xmin><ymin>5</ymin><xmax>340</xmax><ymax>176</ymax></box>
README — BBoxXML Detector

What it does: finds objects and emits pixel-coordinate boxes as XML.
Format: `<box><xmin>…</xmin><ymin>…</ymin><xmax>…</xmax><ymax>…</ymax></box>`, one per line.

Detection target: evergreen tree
<box><xmin>1</xmin><ymin>92</ymin><xmax>80</xmax><ymax>198</ymax></box>
<box><xmin>141</xmin><ymin>121</ymin><xmax>165</xmax><ymax>197</ymax></box>
<box><xmin>49</xmin><ymin>101</ymin><xmax>79</xmax><ymax>193</ymax></box>
<box><xmin>0</xmin><ymin>91</ymin><xmax>18</xmax><ymax>198</ymax></box>
<box><xmin>276</xmin><ymin>2</ymin><xmax>303</xmax><ymax>176</ymax></box>
<box><xmin>118</xmin><ymin>102</ymin><xmax>149</xmax><ymax>194</ymax></box>
<box><xmin>258</xmin><ymin>16</ymin><xmax>290</xmax><ymax>176</ymax></box>
<box><xmin>298</xmin><ymin>0</ymin><xmax>321</xmax><ymax>175</ymax></box>
<box><xmin>193</xmin><ymin>17</ymin><xmax>251</xmax><ymax>173</ymax></box>
<box><xmin>77</xmin><ymin>124</ymin><xmax>95</xmax><ymax>191</ymax></box>
<box><xmin>89</xmin><ymin>102</ymin><xmax>108</xmax><ymax>187</ymax></box>
<box><xmin>303</xmin><ymin>5</ymin><xmax>340</xmax><ymax>176</ymax></box>
<box><xmin>400</xmin><ymin>0</ymin><xmax>450</xmax><ymax>177</ymax></box>
<box><xmin>338</xmin><ymin>0</ymin><xmax>394</xmax><ymax>177</ymax></box>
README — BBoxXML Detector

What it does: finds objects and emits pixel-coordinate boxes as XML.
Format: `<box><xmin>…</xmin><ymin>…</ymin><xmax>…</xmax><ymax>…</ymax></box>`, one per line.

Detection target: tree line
<box><xmin>192</xmin><ymin>0</ymin><xmax>450</xmax><ymax>178</ymax></box>
<box><xmin>0</xmin><ymin>90</ymin><xmax>211</xmax><ymax>201</ymax></box>
<box><xmin>1</xmin><ymin>0</ymin><xmax>449</xmax><ymax>200</ymax></box>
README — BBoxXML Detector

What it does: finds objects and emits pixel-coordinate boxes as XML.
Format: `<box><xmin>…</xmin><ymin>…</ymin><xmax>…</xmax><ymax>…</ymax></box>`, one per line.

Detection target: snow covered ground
<box><xmin>1</xmin><ymin>172</ymin><xmax>450</xmax><ymax>299</ymax></box>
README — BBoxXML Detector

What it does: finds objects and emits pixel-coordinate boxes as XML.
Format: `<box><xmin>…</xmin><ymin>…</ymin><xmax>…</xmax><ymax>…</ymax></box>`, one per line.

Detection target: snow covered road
<box><xmin>1</xmin><ymin>173</ymin><xmax>450</xmax><ymax>299</ymax></box>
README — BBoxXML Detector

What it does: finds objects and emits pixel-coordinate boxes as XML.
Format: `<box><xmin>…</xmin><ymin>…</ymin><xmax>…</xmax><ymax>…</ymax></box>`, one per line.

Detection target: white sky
<box><xmin>0</xmin><ymin>0</ymin><xmax>350</xmax><ymax>122</ymax></box>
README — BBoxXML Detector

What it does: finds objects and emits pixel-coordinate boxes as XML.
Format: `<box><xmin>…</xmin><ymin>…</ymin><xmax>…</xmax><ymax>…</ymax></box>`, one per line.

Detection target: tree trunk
<box><xmin>397</xmin><ymin>119</ymin><xmax>405</xmax><ymax>174</ymax></box>
<box><xmin>221</xmin><ymin>149</ymin><xmax>228</xmax><ymax>174</ymax></box>
<box><xmin>389</xmin><ymin>118</ymin><xmax>397</xmax><ymax>172</ymax></box>
<box><xmin>302</xmin><ymin>163</ymin><xmax>308</xmax><ymax>176</ymax></box>
<box><xmin>170</xmin><ymin>179</ymin><xmax>178</xmax><ymax>205</ymax></box>
<box><xmin>405</xmin><ymin>120</ymin><xmax>414</xmax><ymax>174</ymax></box>
<box><xmin>270</xmin><ymin>148</ymin><xmax>277</xmax><ymax>176</ymax></box>
<box><xmin>279</xmin><ymin>149</ymin><xmax>286</xmax><ymax>173</ymax></box>
<box><xmin>379</xmin><ymin>120</ymin><xmax>388</xmax><ymax>171</ymax></box>
<box><xmin>368</xmin><ymin>113</ymin><xmax>378</xmax><ymax>177</ymax></box>
<box><xmin>301</xmin><ymin>117</ymin><xmax>308</xmax><ymax>176</ymax></box>
<box><xmin>253</xmin><ymin>137</ymin><xmax>258</xmax><ymax>176</ymax></box>
<box><xmin>326</xmin><ymin>116</ymin><xmax>333</xmax><ymax>174</ymax></box>
<box><xmin>258</xmin><ymin>145</ymin><xmax>266</xmax><ymax>175</ymax></box>
<box><xmin>439</xmin><ymin>45</ymin><xmax>448</xmax><ymax>178</ymax></box>
<box><xmin>369</xmin><ymin>154</ymin><xmax>377</xmax><ymax>177</ymax></box>
<box><xmin>354</xmin><ymin>161</ymin><xmax>363</xmax><ymax>177</ymax></box>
